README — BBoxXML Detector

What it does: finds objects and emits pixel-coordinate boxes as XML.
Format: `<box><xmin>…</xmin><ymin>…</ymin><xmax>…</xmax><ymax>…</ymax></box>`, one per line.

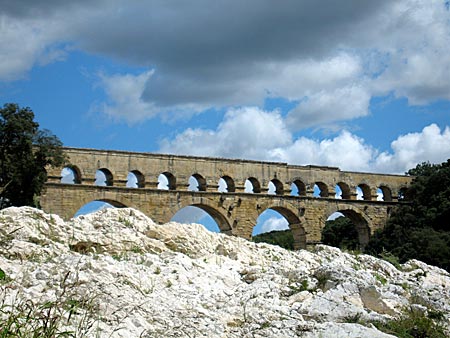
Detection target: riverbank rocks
<box><xmin>1</xmin><ymin>207</ymin><xmax>449</xmax><ymax>337</ymax></box>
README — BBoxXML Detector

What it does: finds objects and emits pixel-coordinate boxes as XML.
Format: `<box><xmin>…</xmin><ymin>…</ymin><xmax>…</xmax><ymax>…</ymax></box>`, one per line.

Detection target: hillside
<box><xmin>1</xmin><ymin>207</ymin><xmax>449</xmax><ymax>337</ymax></box>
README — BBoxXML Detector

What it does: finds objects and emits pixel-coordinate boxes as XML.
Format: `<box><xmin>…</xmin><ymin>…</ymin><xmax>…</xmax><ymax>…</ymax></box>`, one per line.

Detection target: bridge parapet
<box><xmin>48</xmin><ymin>147</ymin><xmax>411</xmax><ymax>200</ymax></box>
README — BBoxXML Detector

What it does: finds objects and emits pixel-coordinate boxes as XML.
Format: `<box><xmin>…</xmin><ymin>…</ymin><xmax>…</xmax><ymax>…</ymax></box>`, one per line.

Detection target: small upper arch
<box><xmin>291</xmin><ymin>179</ymin><xmax>307</xmax><ymax>196</ymax></box>
<box><xmin>61</xmin><ymin>165</ymin><xmax>82</xmax><ymax>184</ymax></box>
<box><xmin>219</xmin><ymin>175</ymin><xmax>235</xmax><ymax>193</ymax></box>
<box><xmin>314</xmin><ymin>182</ymin><xmax>329</xmax><ymax>198</ymax></box>
<box><xmin>397</xmin><ymin>186</ymin><xmax>408</xmax><ymax>200</ymax></box>
<box><xmin>189</xmin><ymin>173</ymin><xmax>207</xmax><ymax>192</ymax></box>
<box><xmin>245</xmin><ymin>177</ymin><xmax>261</xmax><ymax>193</ymax></box>
<box><xmin>357</xmin><ymin>183</ymin><xmax>371</xmax><ymax>200</ymax></box>
<box><xmin>95</xmin><ymin>168</ymin><xmax>113</xmax><ymax>186</ymax></box>
<box><xmin>336</xmin><ymin>182</ymin><xmax>351</xmax><ymax>199</ymax></box>
<box><xmin>268</xmin><ymin>178</ymin><xmax>284</xmax><ymax>195</ymax></box>
<box><xmin>158</xmin><ymin>172</ymin><xmax>176</xmax><ymax>190</ymax></box>
<box><xmin>127</xmin><ymin>170</ymin><xmax>145</xmax><ymax>188</ymax></box>
<box><xmin>378</xmin><ymin>185</ymin><xmax>393</xmax><ymax>201</ymax></box>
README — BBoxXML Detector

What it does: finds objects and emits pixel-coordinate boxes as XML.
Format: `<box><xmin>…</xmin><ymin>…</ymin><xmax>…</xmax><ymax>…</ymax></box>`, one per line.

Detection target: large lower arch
<box><xmin>168</xmin><ymin>198</ymin><xmax>233</xmax><ymax>235</ymax></box>
<box><xmin>257</xmin><ymin>205</ymin><xmax>306</xmax><ymax>250</ymax></box>
<box><xmin>191</xmin><ymin>204</ymin><xmax>232</xmax><ymax>234</ymax></box>
<box><xmin>74</xmin><ymin>199</ymin><xmax>128</xmax><ymax>218</ymax></box>
<box><xmin>326</xmin><ymin>205</ymin><xmax>371</xmax><ymax>248</ymax></box>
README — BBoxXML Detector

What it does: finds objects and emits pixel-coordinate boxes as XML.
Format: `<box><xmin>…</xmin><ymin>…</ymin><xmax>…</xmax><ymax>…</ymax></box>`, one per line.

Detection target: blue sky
<box><xmin>1</xmin><ymin>0</ymin><xmax>450</xmax><ymax>233</ymax></box>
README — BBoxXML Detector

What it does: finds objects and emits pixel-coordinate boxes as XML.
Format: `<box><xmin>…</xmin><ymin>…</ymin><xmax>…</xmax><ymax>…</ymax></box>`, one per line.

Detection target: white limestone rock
<box><xmin>0</xmin><ymin>207</ymin><xmax>449</xmax><ymax>337</ymax></box>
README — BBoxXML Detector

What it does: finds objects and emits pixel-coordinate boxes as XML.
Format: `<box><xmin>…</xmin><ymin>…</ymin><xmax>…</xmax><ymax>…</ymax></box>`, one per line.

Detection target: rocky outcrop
<box><xmin>0</xmin><ymin>207</ymin><xmax>449</xmax><ymax>337</ymax></box>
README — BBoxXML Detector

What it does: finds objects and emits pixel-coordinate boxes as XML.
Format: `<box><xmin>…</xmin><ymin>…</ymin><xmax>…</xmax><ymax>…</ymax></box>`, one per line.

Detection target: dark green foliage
<box><xmin>373</xmin><ymin>308</ymin><xmax>447</xmax><ymax>338</ymax></box>
<box><xmin>366</xmin><ymin>159</ymin><xmax>450</xmax><ymax>271</ymax></box>
<box><xmin>321</xmin><ymin>217</ymin><xmax>360</xmax><ymax>250</ymax></box>
<box><xmin>0</xmin><ymin>103</ymin><xmax>66</xmax><ymax>209</ymax></box>
<box><xmin>406</xmin><ymin>161</ymin><xmax>450</xmax><ymax>231</ymax></box>
<box><xmin>252</xmin><ymin>229</ymin><xmax>294</xmax><ymax>250</ymax></box>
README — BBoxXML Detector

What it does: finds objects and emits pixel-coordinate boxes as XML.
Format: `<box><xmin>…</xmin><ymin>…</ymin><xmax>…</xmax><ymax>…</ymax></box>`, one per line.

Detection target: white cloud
<box><xmin>159</xmin><ymin>107</ymin><xmax>291</xmax><ymax>159</ymax></box>
<box><xmin>0</xmin><ymin>15</ymin><xmax>65</xmax><ymax>80</ymax></box>
<box><xmin>260</xmin><ymin>217</ymin><xmax>289</xmax><ymax>233</ymax></box>
<box><xmin>3</xmin><ymin>1</ymin><xmax>450</xmax><ymax>128</ymax></box>
<box><xmin>160</xmin><ymin>106</ymin><xmax>450</xmax><ymax>174</ymax></box>
<box><xmin>286</xmin><ymin>84</ymin><xmax>371</xmax><ymax>131</ymax></box>
<box><xmin>370</xmin><ymin>1</ymin><xmax>450</xmax><ymax>104</ymax></box>
<box><xmin>93</xmin><ymin>70</ymin><xmax>157</xmax><ymax>123</ymax></box>
<box><xmin>375</xmin><ymin>124</ymin><xmax>450</xmax><ymax>173</ymax></box>
<box><xmin>278</xmin><ymin>131</ymin><xmax>377</xmax><ymax>172</ymax></box>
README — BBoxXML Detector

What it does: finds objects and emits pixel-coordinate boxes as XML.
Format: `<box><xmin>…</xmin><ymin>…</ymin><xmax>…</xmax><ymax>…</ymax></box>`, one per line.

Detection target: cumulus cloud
<box><xmin>3</xmin><ymin>0</ymin><xmax>450</xmax><ymax>127</ymax></box>
<box><xmin>160</xmin><ymin>107</ymin><xmax>450</xmax><ymax>174</ymax></box>
<box><xmin>93</xmin><ymin>70</ymin><xmax>157</xmax><ymax>123</ymax></box>
<box><xmin>286</xmin><ymin>84</ymin><xmax>371</xmax><ymax>130</ymax></box>
<box><xmin>260</xmin><ymin>217</ymin><xmax>289</xmax><ymax>234</ymax></box>
<box><xmin>159</xmin><ymin>107</ymin><xmax>291</xmax><ymax>159</ymax></box>
<box><xmin>371</xmin><ymin>0</ymin><xmax>450</xmax><ymax>104</ymax></box>
<box><xmin>276</xmin><ymin>131</ymin><xmax>377</xmax><ymax>172</ymax></box>
<box><xmin>375</xmin><ymin>124</ymin><xmax>450</xmax><ymax>173</ymax></box>
<box><xmin>0</xmin><ymin>15</ymin><xmax>64</xmax><ymax>80</ymax></box>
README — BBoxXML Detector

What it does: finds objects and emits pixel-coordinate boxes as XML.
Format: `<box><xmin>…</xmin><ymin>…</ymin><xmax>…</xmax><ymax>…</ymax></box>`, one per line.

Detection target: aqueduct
<box><xmin>41</xmin><ymin>147</ymin><xmax>412</xmax><ymax>249</ymax></box>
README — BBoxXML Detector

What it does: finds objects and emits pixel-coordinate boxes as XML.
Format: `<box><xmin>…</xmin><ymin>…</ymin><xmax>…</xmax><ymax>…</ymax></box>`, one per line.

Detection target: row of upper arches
<box><xmin>61</xmin><ymin>166</ymin><xmax>407</xmax><ymax>201</ymax></box>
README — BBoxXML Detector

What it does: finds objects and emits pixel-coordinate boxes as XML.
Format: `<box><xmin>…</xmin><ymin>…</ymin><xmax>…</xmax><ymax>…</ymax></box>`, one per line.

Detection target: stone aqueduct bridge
<box><xmin>41</xmin><ymin>147</ymin><xmax>412</xmax><ymax>249</ymax></box>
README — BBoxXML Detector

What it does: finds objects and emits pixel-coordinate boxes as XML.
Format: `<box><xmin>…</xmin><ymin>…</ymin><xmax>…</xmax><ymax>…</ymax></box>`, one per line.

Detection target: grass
<box><xmin>0</xmin><ymin>271</ymin><xmax>101</xmax><ymax>338</ymax></box>
<box><xmin>373</xmin><ymin>307</ymin><xmax>447</xmax><ymax>338</ymax></box>
<box><xmin>379</xmin><ymin>250</ymin><xmax>402</xmax><ymax>270</ymax></box>
<box><xmin>374</xmin><ymin>273</ymin><xmax>387</xmax><ymax>286</ymax></box>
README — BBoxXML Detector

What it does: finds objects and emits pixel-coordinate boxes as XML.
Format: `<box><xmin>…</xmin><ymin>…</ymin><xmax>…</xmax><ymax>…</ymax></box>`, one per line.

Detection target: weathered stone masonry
<box><xmin>41</xmin><ymin>147</ymin><xmax>412</xmax><ymax>249</ymax></box>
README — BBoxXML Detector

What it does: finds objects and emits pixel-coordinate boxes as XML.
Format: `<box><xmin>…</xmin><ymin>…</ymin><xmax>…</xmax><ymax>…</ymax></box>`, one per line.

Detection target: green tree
<box><xmin>0</xmin><ymin>103</ymin><xmax>66</xmax><ymax>209</ymax></box>
<box><xmin>252</xmin><ymin>229</ymin><xmax>294</xmax><ymax>250</ymax></box>
<box><xmin>321</xmin><ymin>217</ymin><xmax>360</xmax><ymax>250</ymax></box>
<box><xmin>366</xmin><ymin>160</ymin><xmax>450</xmax><ymax>271</ymax></box>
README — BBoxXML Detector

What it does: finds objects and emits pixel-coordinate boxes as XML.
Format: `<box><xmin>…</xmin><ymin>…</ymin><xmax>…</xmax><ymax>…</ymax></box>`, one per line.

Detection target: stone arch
<box><xmin>95</xmin><ymin>168</ymin><xmax>113</xmax><ymax>186</ymax></box>
<box><xmin>378</xmin><ymin>185</ymin><xmax>392</xmax><ymax>201</ymax></box>
<box><xmin>336</xmin><ymin>182</ymin><xmax>351</xmax><ymax>199</ymax></box>
<box><xmin>219</xmin><ymin>175</ymin><xmax>235</xmax><ymax>192</ymax></box>
<box><xmin>326</xmin><ymin>205</ymin><xmax>371</xmax><ymax>248</ymax></box>
<box><xmin>291</xmin><ymin>179</ymin><xmax>306</xmax><ymax>196</ymax></box>
<box><xmin>315</xmin><ymin>182</ymin><xmax>329</xmax><ymax>197</ymax></box>
<box><xmin>170</xmin><ymin>198</ymin><xmax>232</xmax><ymax>234</ymax></box>
<box><xmin>245</xmin><ymin>177</ymin><xmax>261</xmax><ymax>193</ymax></box>
<box><xmin>189</xmin><ymin>173</ymin><xmax>207</xmax><ymax>192</ymax></box>
<box><xmin>257</xmin><ymin>205</ymin><xmax>306</xmax><ymax>249</ymax></box>
<box><xmin>158</xmin><ymin>172</ymin><xmax>176</xmax><ymax>190</ymax></box>
<box><xmin>97</xmin><ymin>199</ymin><xmax>127</xmax><ymax>208</ymax></box>
<box><xmin>397</xmin><ymin>186</ymin><xmax>408</xmax><ymax>200</ymax></box>
<box><xmin>61</xmin><ymin>165</ymin><xmax>82</xmax><ymax>184</ymax></box>
<box><xmin>357</xmin><ymin>183</ymin><xmax>371</xmax><ymax>200</ymax></box>
<box><xmin>268</xmin><ymin>179</ymin><xmax>284</xmax><ymax>195</ymax></box>
<box><xmin>127</xmin><ymin>170</ymin><xmax>145</xmax><ymax>188</ymax></box>
<box><xmin>72</xmin><ymin>198</ymin><xmax>128</xmax><ymax>218</ymax></box>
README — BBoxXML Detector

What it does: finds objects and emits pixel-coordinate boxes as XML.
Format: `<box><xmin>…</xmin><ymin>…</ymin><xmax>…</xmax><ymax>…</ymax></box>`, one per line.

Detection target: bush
<box><xmin>252</xmin><ymin>229</ymin><xmax>294</xmax><ymax>250</ymax></box>
<box><xmin>321</xmin><ymin>217</ymin><xmax>359</xmax><ymax>250</ymax></box>
<box><xmin>373</xmin><ymin>308</ymin><xmax>447</xmax><ymax>338</ymax></box>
